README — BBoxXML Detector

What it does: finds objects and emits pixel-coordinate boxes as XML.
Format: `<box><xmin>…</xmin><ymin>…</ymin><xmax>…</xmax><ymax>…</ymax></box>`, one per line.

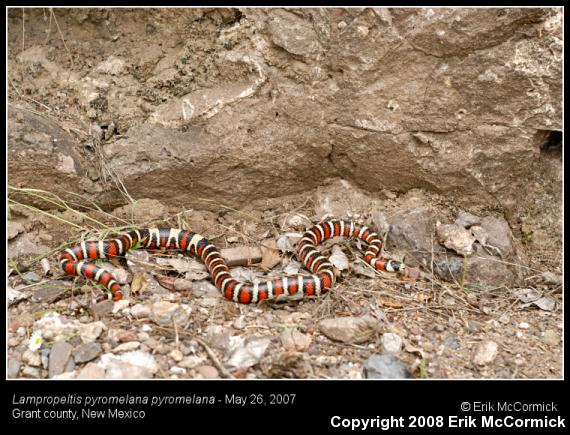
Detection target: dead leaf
<box><xmin>260</xmin><ymin>239</ymin><xmax>281</xmax><ymax>269</ymax></box>
<box><xmin>330</xmin><ymin>245</ymin><xmax>349</xmax><ymax>271</ymax></box>
<box><xmin>131</xmin><ymin>272</ymin><xmax>148</xmax><ymax>295</ymax></box>
<box><xmin>154</xmin><ymin>274</ymin><xmax>176</xmax><ymax>292</ymax></box>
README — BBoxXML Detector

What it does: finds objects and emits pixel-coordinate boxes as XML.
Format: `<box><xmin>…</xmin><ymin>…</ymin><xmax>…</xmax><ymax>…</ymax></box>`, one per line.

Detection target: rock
<box><xmin>150</xmin><ymin>301</ymin><xmax>189</xmax><ymax>326</ymax></box>
<box><xmin>543</xmin><ymin>330</ymin><xmax>560</xmax><ymax>346</ymax></box>
<box><xmin>388</xmin><ymin>206</ymin><xmax>442</xmax><ymax>268</ymax></box>
<box><xmin>8</xmin><ymin>357</ymin><xmax>21</xmax><ymax>378</ymax></box>
<box><xmin>93</xmin><ymin>300</ymin><xmax>114</xmax><ymax>318</ymax></box>
<box><xmin>455</xmin><ymin>211</ymin><xmax>481</xmax><ymax>228</ymax></box>
<box><xmin>436</xmin><ymin>222</ymin><xmax>476</xmax><ymax>255</ymax></box>
<box><xmin>170</xmin><ymin>366</ymin><xmax>186</xmax><ymax>375</ymax></box>
<box><xmin>32</xmin><ymin>286</ymin><xmax>67</xmax><ymax>303</ymax></box>
<box><xmin>131</xmin><ymin>304</ymin><xmax>152</xmax><ymax>318</ymax></box>
<box><xmin>73</xmin><ymin>342</ymin><xmax>103</xmax><ymax>363</ymax></box>
<box><xmin>473</xmin><ymin>340</ymin><xmax>499</xmax><ymax>365</ymax></box>
<box><xmin>95</xmin><ymin>55</ymin><xmax>126</xmax><ymax>75</ymax></box>
<box><xmin>8</xmin><ymin>221</ymin><xmax>25</xmax><ymax>239</ymax></box>
<box><xmin>22</xmin><ymin>349</ymin><xmax>42</xmax><ymax>366</ymax></box>
<box><xmin>7</xmin><ymin>287</ymin><xmax>28</xmax><ymax>306</ymax></box>
<box><xmin>363</xmin><ymin>355</ymin><xmax>411</xmax><ymax>379</ymax></box>
<box><xmin>196</xmin><ymin>365</ymin><xmax>220</xmax><ymax>379</ymax></box>
<box><xmin>518</xmin><ymin>322</ymin><xmax>530</xmax><ymax>329</ymax></box>
<box><xmin>542</xmin><ymin>271</ymin><xmax>562</xmax><ymax>286</ymax></box>
<box><xmin>467</xmin><ymin>320</ymin><xmax>482</xmax><ymax>333</ymax></box>
<box><xmin>190</xmin><ymin>281</ymin><xmax>222</xmax><ymax>298</ymax></box>
<box><xmin>77</xmin><ymin>362</ymin><xmax>106</xmax><ymax>379</ymax></box>
<box><xmin>9</xmin><ymin>9</ymin><xmax>561</xmax><ymax>217</ymax></box>
<box><xmin>48</xmin><ymin>341</ymin><xmax>74</xmax><ymax>378</ymax></box>
<box><xmin>78</xmin><ymin>322</ymin><xmax>106</xmax><ymax>343</ymax></box>
<box><xmin>479</xmin><ymin>216</ymin><xmax>516</xmax><ymax>258</ymax></box>
<box><xmin>318</xmin><ymin>314</ymin><xmax>380</xmax><ymax>344</ymax></box>
<box><xmin>443</xmin><ymin>335</ymin><xmax>461</xmax><ymax>350</ymax></box>
<box><xmin>280</xmin><ymin>328</ymin><xmax>312</xmax><ymax>352</ymax></box>
<box><xmin>169</xmin><ymin>349</ymin><xmax>184</xmax><ymax>362</ymax></box>
<box><xmin>21</xmin><ymin>366</ymin><xmax>42</xmax><ymax>379</ymax></box>
<box><xmin>33</xmin><ymin>313</ymin><xmax>82</xmax><ymax>341</ymax></box>
<box><xmin>52</xmin><ymin>371</ymin><xmax>77</xmax><ymax>380</ymax></box>
<box><xmin>381</xmin><ymin>333</ymin><xmax>403</xmax><ymax>354</ymax></box>
<box><xmin>205</xmin><ymin>325</ymin><xmax>232</xmax><ymax>352</ymax></box>
<box><xmin>179</xmin><ymin>355</ymin><xmax>207</xmax><ymax>369</ymax></box>
<box><xmin>112</xmin><ymin>299</ymin><xmax>130</xmax><ymax>313</ymax></box>
<box><xmin>226</xmin><ymin>337</ymin><xmax>272</xmax><ymax>369</ymax></box>
<box><xmin>98</xmin><ymin>351</ymin><xmax>159</xmax><ymax>379</ymax></box>
<box><xmin>22</xmin><ymin>271</ymin><xmax>41</xmax><ymax>283</ymax></box>
<box><xmin>112</xmin><ymin>342</ymin><xmax>141</xmax><ymax>353</ymax></box>
<box><xmin>532</xmin><ymin>296</ymin><xmax>557</xmax><ymax>311</ymax></box>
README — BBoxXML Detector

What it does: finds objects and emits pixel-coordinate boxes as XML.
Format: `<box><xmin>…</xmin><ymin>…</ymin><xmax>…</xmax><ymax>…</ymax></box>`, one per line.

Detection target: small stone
<box><xmin>73</xmin><ymin>342</ymin><xmax>102</xmax><ymax>363</ymax></box>
<box><xmin>179</xmin><ymin>355</ymin><xmax>207</xmax><ymax>369</ymax></box>
<box><xmin>21</xmin><ymin>366</ymin><xmax>42</xmax><ymax>378</ymax></box>
<box><xmin>79</xmin><ymin>321</ymin><xmax>106</xmax><ymax>343</ymax></box>
<box><xmin>93</xmin><ymin>300</ymin><xmax>113</xmax><ymax>317</ymax></box>
<box><xmin>48</xmin><ymin>341</ymin><xmax>74</xmax><ymax>378</ymax></box>
<box><xmin>117</xmin><ymin>329</ymin><xmax>139</xmax><ymax>343</ymax></box>
<box><xmin>443</xmin><ymin>335</ymin><xmax>461</xmax><ymax>350</ymax></box>
<box><xmin>226</xmin><ymin>337</ymin><xmax>272</xmax><ymax>370</ymax></box>
<box><xmin>131</xmin><ymin>304</ymin><xmax>151</xmax><ymax>318</ymax></box>
<box><xmin>205</xmin><ymin>325</ymin><xmax>232</xmax><ymax>352</ymax></box>
<box><xmin>543</xmin><ymin>330</ymin><xmax>560</xmax><ymax>347</ymax></box>
<box><xmin>77</xmin><ymin>362</ymin><xmax>106</xmax><ymax>379</ymax></box>
<box><xmin>473</xmin><ymin>340</ymin><xmax>498</xmax><ymax>366</ymax></box>
<box><xmin>8</xmin><ymin>357</ymin><xmax>21</xmax><ymax>378</ymax></box>
<box><xmin>498</xmin><ymin>314</ymin><xmax>510</xmax><ymax>324</ymax></box>
<box><xmin>319</xmin><ymin>315</ymin><xmax>380</xmax><ymax>344</ymax></box>
<box><xmin>381</xmin><ymin>333</ymin><xmax>403</xmax><ymax>354</ymax></box>
<box><xmin>150</xmin><ymin>301</ymin><xmax>189</xmax><ymax>326</ymax></box>
<box><xmin>455</xmin><ymin>211</ymin><xmax>481</xmax><ymax>228</ymax></box>
<box><xmin>112</xmin><ymin>299</ymin><xmax>130</xmax><ymax>313</ymax></box>
<box><xmin>22</xmin><ymin>349</ymin><xmax>42</xmax><ymax>366</ymax></box>
<box><xmin>196</xmin><ymin>365</ymin><xmax>219</xmax><ymax>379</ymax></box>
<box><xmin>280</xmin><ymin>328</ymin><xmax>312</xmax><ymax>352</ymax></box>
<box><xmin>169</xmin><ymin>349</ymin><xmax>184</xmax><ymax>362</ymax></box>
<box><xmin>170</xmin><ymin>366</ymin><xmax>186</xmax><ymax>375</ymax></box>
<box><xmin>436</xmin><ymin>222</ymin><xmax>476</xmax><ymax>255</ymax></box>
<box><xmin>22</xmin><ymin>271</ymin><xmax>41</xmax><ymax>283</ymax></box>
<box><xmin>532</xmin><ymin>296</ymin><xmax>556</xmax><ymax>311</ymax></box>
<box><xmin>33</xmin><ymin>286</ymin><xmax>66</xmax><ymax>303</ymax></box>
<box><xmin>98</xmin><ymin>350</ymin><xmax>159</xmax><ymax>379</ymax></box>
<box><xmin>232</xmin><ymin>315</ymin><xmax>247</xmax><ymax>330</ymax></box>
<box><xmin>541</xmin><ymin>271</ymin><xmax>562</xmax><ymax>286</ymax></box>
<box><xmin>363</xmin><ymin>355</ymin><xmax>411</xmax><ymax>379</ymax></box>
<box><xmin>112</xmin><ymin>341</ymin><xmax>141</xmax><ymax>353</ymax></box>
<box><xmin>467</xmin><ymin>320</ymin><xmax>482</xmax><ymax>333</ymax></box>
<box><xmin>518</xmin><ymin>322</ymin><xmax>530</xmax><ymax>329</ymax></box>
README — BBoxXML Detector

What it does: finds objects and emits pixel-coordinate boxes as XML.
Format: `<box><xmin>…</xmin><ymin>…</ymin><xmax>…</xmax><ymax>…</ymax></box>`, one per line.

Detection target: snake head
<box><xmin>387</xmin><ymin>260</ymin><xmax>406</xmax><ymax>274</ymax></box>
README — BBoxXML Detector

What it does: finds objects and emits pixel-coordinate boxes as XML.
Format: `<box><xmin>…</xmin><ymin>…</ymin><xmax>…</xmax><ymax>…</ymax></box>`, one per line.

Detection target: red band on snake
<box><xmin>59</xmin><ymin>220</ymin><xmax>405</xmax><ymax>303</ymax></box>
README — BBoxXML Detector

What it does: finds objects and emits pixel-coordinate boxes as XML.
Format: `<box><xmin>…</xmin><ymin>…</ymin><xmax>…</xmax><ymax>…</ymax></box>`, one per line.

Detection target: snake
<box><xmin>59</xmin><ymin>220</ymin><xmax>405</xmax><ymax>304</ymax></box>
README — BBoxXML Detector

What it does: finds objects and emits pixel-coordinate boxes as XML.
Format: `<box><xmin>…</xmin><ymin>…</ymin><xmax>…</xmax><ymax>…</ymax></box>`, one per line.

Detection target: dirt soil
<box><xmin>7</xmin><ymin>8</ymin><xmax>562</xmax><ymax>380</ymax></box>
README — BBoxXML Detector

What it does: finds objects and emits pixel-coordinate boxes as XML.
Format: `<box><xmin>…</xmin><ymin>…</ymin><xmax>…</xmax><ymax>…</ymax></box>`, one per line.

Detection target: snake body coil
<box><xmin>59</xmin><ymin>220</ymin><xmax>405</xmax><ymax>303</ymax></box>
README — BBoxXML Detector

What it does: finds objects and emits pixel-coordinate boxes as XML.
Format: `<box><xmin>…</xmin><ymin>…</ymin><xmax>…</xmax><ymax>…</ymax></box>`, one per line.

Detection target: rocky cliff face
<box><xmin>8</xmin><ymin>8</ymin><xmax>562</xmax><ymax>272</ymax></box>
